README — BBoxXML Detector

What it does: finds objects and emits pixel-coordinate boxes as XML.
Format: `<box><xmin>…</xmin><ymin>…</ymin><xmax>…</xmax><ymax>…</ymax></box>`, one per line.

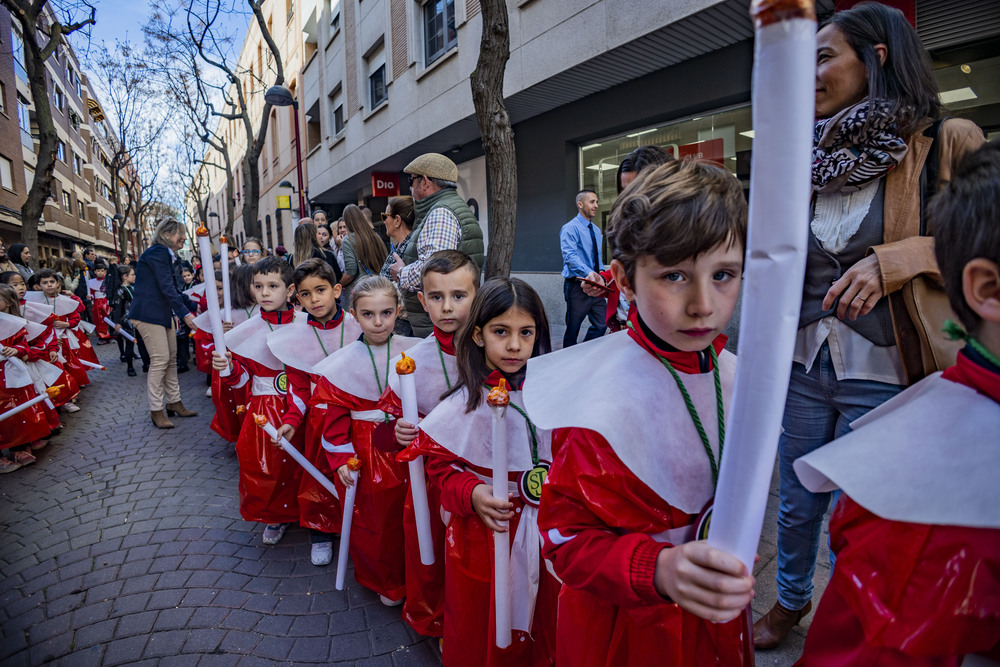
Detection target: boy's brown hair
<box><xmin>292</xmin><ymin>257</ymin><xmax>338</xmax><ymax>289</ymax></box>
<box><xmin>930</xmin><ymin>138</ymin><xmax>1000</xmax><ymax>333</ymax></box>
<box><xmin>250</xmin><ymin>256</ymin><xmax>294</xmax><ymax>286</ymax></box>
<box><xmin>420</xmin><ymin>249</ymin><xmax>480</xmax><ymax>286</ymax></box>
<box><xmin>36</xmin><ymin>268</ymin><xmax>59</xmax><ymax>284</ymax></box>
<box><xmin>607</xmin><ymin>159</ymin><xmax>747</xmax><ymax>284</ymax></box>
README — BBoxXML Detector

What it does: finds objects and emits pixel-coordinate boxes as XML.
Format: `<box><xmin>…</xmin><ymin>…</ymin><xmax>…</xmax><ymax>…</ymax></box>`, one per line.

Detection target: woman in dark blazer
<box><xmin>128</xmin><ymin>218</ymin><xmax>198</xmax><ymax>429</ymax></box>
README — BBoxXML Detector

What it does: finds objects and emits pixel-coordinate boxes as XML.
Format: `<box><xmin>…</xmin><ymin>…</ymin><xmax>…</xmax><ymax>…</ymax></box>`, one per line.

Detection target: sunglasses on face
<box><xmin>408</xmin><ymin>174</ymin><xmax>422</xmax><ymax>187</ymax></box>
<box><xmin>243</xmin><ymin>249</ymin><xmax>262</xmax><ymax>256</ymax></box>
<box><xmin>380</xmin><ymin>211</ymin><xmax>395</xmax><ymax>221</ymax></box>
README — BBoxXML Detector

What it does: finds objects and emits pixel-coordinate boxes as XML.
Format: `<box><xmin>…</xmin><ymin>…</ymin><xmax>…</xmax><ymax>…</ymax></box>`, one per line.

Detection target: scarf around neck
<box><xmin>812</xmin><ymin>99</ymin><xmax>908</xmax><ymax>195</ymax></box>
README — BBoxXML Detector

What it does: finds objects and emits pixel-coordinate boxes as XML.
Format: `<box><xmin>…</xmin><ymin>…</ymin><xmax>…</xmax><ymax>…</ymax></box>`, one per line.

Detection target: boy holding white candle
<box><xmin>265</xmin><ymin>258</ymin><xmax>361</xmax><ymax>566</ymax></box>
<box><xmin>380</xmin><ymin>250</ymin><xmax>479</xmax><ymax>637</ymax></box>
<box><xmin>527</xmin><ymin>160</ymin><xmax>754</xmax><ymax>666</ymax></box>
<box><xmin>795</xmin><ymin>140</ymin><xmax>1000</xmax><ymax>665</ymax></box>
<box><xmin>212</xmin><ymin>257</ymin><xmax>305</xmax><ymax>546</ymax></box>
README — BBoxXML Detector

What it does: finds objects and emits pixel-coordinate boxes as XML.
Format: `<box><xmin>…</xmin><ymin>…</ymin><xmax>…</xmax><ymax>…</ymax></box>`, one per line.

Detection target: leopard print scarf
<box><xmin>812</xmin><ymin>99</ymin><xmax>908</xmax><ymax>195</ymax></box>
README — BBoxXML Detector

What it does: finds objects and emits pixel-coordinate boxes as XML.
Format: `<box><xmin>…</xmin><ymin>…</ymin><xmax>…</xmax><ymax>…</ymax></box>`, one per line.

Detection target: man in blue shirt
<box><xmin>560</xmin><ymin>189</ymin><xmax>607</xmax><ymax>347</ymax></box>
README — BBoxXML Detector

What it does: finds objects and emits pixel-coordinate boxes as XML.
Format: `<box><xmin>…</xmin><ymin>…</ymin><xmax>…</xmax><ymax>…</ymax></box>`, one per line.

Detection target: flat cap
<box><xmin>403</xmin><ymin>153</ymin><xmax>458</xmax><ymax>182</ymax></box>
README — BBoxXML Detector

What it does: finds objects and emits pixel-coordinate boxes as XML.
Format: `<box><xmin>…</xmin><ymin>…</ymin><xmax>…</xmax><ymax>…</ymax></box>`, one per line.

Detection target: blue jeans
<box><xmin>775</xmin><ymin>342</ymin><xmax>903</xmax><ymax>611</ymax></box>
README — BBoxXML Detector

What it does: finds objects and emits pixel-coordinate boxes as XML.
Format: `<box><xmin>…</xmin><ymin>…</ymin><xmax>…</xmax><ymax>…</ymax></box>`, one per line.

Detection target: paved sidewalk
<box><xmin>0</xmin><ymin>339</ymin><xmax>826</xmax><ymax>666</ymax></box>
<box><xmin>0</xmin><ymin>343</ymin><xmax>438</xmax><ymax>666</ymax></box>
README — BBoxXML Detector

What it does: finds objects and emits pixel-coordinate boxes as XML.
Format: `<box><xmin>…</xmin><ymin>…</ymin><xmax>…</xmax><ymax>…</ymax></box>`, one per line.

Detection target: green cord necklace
<box><xmin>945</xmin><ymin>319</ymin><xmax>1000</xmax><ymax>369</ymax></box>
<box><xmin>364</xmin><ymin>334</ymin><xmax>392</xmax><ymax>423</ymax></box>
<box><xmin>436</xmin><ymin>340</ymin><xmax>452</xmax><ymax>390</ymax></box>
<box><xmin>628</xmin><ymin>322</ymin><xmax>725</xmax><ymax>487</ymax></box>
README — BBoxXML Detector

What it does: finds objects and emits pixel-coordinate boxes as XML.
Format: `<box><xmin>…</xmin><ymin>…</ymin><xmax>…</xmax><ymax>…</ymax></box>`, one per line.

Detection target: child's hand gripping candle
<box><xmin>0</xmin><ymin>385</ymin><xmax>63</xmax><ymax>423</ymax></box>
<box><xmin>395</xmin><ymin>351</ymin><xmax>435</xmax><ymax>566</ymax></box>
<box><xmin>487</xmin><ymin>378</ymin><xmax>512</xmax><ymax>649</ymax></box>
<box><xmin>253</xmin><ymin>414</ymin><xmax>340</xmax><ymax>500</ymax></box>
<box><xmin>103</xmin><ymin>317</ymin><xmax>135</xmax><ymax>342</ymax></box>
<box><xmin>335</xmin><ymin>457</ymin><xmax>363</xmax><ymax>590</ymax></box>
<box><xmin>220</xmin><ymin>235</ymin><xmax>232</xmax><ymax>322</ymax></box>
<box><xmin>195</xmin><ymin>224</ymin><xmax>227</xmax><ymax>356</ymax></box>
<box><xmin>78</xmin><ymin>360</ymin><xmax>106</xmax><ymax>371</ymax></box>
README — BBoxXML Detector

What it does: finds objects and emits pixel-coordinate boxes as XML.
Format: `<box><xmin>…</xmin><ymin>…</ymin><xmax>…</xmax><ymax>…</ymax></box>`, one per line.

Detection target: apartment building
<box><xmin>192</xmin><ymin>0</ymin><xmax>312</xmax><ymax>253</ymax></box>
<box><xmin>0</xmin><ymin>6</ymin><xmax>142</xmax><ymax>264</ymax></box>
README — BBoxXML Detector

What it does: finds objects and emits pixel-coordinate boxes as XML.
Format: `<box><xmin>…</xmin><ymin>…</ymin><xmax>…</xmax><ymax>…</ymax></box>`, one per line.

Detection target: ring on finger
<box><xmin>854</xmin><ymin>294</ymin><xmax>867</xmax><ymax>302</ymax></box>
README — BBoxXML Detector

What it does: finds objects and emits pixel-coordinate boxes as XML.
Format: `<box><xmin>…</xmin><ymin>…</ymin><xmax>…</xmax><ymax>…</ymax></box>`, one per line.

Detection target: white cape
<box><xmin>312</xmin><ymin>335</ymin><xmax>421</xmax><ymax>402</ymax></box>
<box><xmin>24</xmin><ymin>291</ymin><xmax>78</xmax><ymax>316</ymax></box>
<box><xmin>386</xmin><ymin>335</ymin><xmax>458</xmax><ymax>417</ymax></box>
<box><xmin>267</xmin><ymin>313</ymin><xmax>362</xmax><ymax>375</ymax></box>
<box><xmin>523</xmin><ymin>331</ymin><xmax>735</xmax><ymax>515</ymax></box>
<box><xmin>794</xmin><ymin>373</ymin><xmax>1000</xmax><ymax>529</ymax></box>
<box><xmin>224</xmin><ymin>311</ymin><xmax>306</xmax><ymax>371</ymax></box>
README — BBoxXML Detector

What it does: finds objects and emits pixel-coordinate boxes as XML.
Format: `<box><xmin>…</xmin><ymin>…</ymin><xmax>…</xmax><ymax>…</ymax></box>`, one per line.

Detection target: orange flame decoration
<box><xmin>253</xmin><ymin>413</ymin><xmax>267</xmax><ymax>427</ymax></box>
<box><xmin>487</xmin><ymin>378</ymin><xmax>510</xmax><ymax>408</ymax></box>
<box><xmin>395</xmin><ymin>351</ymin><xmax>416</xmax><ymax>375</ymax></box>
<box><xmin>45</xmin><ymin>384</ymin><xmax>65</xmax><ymax>399</ymax></box>
<box><xmin>347</xmin><ymin>457</ymin><xmax>362</xmax><ymax>471</ymax></box>
<box><xmin>220</xmin><ymin>235</ymin><xmax>228</xmax><ymax>245</ymax></box>
<box><xmin>750</xmin><ymin>0</ymin><xmax>815</xmax><ymax>27</ymax></box>
<box><xmin>235</xmin><ymin>405</ymin><xmax>247</xmax><ymax>417</ymax></box>
<box><xmin>195</xmin><ymin>223</ymin><xmax>210</xmax><ymax>238</ymax></box>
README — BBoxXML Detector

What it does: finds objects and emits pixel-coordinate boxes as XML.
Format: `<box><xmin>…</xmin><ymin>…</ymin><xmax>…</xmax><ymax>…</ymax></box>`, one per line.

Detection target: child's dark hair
<box><xmin>930</xmin><ymin>138</ymin><xmax>1000</xmax><ymax>334</ymax></box>
<box><xmin>93</xmin><ymin>259</ymin><xmax>108</xmax><ymax>270</ymax></box>
<box><xmin>608</xmin><ymin>159</ymin><xmax>747</xmax><ymax>286</ymax></box>
<box><xmin>420</xmin><ymin>249</ymin><xmax>480</xmax><ymax>286</ymax></box>
<box><xmin>449</xmin><ymin>278</ymin><xmax>551</xmax><ymax>412</ymax></box>
<box><xmin>616</xmin><ymin>144</ymin><xmax>673</xmax><ymax>194</ymax></box>
<box><xmin>26</xmin><ymin>274</ymin><xmax>40</xmax><ymax>290</ymax></box>
<box><xmin>118</xmin><ymin>264</ymin><xmax>134</xmax><ymax>277</ymax></box>
<box><xmin>36</xmin><ymin>268</ymin><xmax>59</xmax><ymax>283</ymax></box>
<box><xmin>231</xmin><ymin>264</ymin><xmax>256</xmax><ymax>309</ymax></box>
<box><xmin>0</xmin><ymin>284</ymin><xmax>18</xmax><ymax>315</ymax></box>
<box><xmin>292</xmin><ymin>257</ymin><xmax>338</xmax><ymax>290</ymax></box>
<box><xmin>0</xmin><ymin>271</ymin><xmax>21</xmax><ymax>285</ymax></box>
<box><xmin>250</xmin><ymin>256</ymin><xmax>294</xmax><ymax>286</ymax></box>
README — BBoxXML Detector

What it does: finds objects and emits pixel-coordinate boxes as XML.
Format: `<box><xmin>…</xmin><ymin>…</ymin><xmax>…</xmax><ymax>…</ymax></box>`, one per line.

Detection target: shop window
<box><xmin>423</xmin><ymin>0</ymin><xmax>457</xmax><ymax>67</ymax></box>
<box><xmin>579</xmin><ymin>105</ymin><xmax>753</xmax><ymax>246</ymax></box>
<box><xmin>0</xmin><ymin>155</ymin><xmax>13</xmax><ymax>191</ymax></box>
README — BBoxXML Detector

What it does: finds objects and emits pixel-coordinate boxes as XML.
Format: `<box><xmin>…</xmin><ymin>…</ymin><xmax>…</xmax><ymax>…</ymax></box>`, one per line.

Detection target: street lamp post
<box><xmin>264</xmin><ymin>85</ymin><xmax>306</xmax><ymax>218</ymax></box>
<box><xmin>112</xmin><ymin>213</ymin><xmax>123</xmax><ymax>260</ymax></box>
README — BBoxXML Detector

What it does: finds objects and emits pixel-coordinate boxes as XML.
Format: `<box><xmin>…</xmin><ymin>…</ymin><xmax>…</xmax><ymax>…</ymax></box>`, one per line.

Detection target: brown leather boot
<box><xmin>150</xmin><ymin>410</ymin><xmax>175</xmax><ymax>429</ymax></box>
<box><xmin>753</xmin><ymin>599</ymin><xmax>812</xmax><ymax>650</ymax></box>
<box><xmin>165</xmin><ymin>402</ymin><xmax>198</xmax><ymax>418</ymax></box>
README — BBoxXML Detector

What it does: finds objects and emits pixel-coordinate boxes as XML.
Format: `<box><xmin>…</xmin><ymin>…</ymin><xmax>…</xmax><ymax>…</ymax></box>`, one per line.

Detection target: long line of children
<box><xmin>193</xmin><ymin>146</ymin><xmax>998</xmax><ymax>666</ymax></box>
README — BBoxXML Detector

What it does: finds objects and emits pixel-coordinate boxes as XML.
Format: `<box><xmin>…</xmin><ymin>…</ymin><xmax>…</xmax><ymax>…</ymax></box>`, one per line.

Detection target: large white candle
<box><xmin>487</xmin><ymin>379</ymin><xmax>512</xmax><ymax>649</ymax></box>
<box><xmin>253</xmin><ymin>415</ymin><xmax>340</xmax><ymax>500</ymax></box>
<box><xmin>220</xmin><ymin>235</ymin><xmax>232</xmax><ymax>323</ymax></box>
<box><xmin>335</xmin><ymin>458</ymin><xmax>362</xmax><ymax>591</ymax></box>
<box><xmin>395</xmin><ymin>352</ymin><xmax>435</xmax><ymax>566</ymax></box>
<box><xmin>195</xmin><ymin>224</ymin><xmax>227</xmax><ymax>356</ymax></box>
<box><xmin>78</xmin><ymin>360</ymin><xmax>107</xmax><ymax>371</ymax></box>
<box><xmin>0</xmin><ymin>385</ymin><xmax>62</xmax><ymax>423</ymax></box>
<box><xmin>707</xmin><ymin>0</ymin><xmax>816</xmax><ymax>572</ymax></box>
<box><xmin>103</xmin><ymin>317</ymin><xmax>136</xmax><ymax>342</ymax></box>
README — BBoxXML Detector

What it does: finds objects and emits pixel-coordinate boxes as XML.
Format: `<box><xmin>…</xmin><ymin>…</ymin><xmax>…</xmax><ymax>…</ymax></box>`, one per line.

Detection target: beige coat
<box><xmin>871</xmin><ymin>117</ymin><xmax>984</xmax><ymax>383</ymax></box>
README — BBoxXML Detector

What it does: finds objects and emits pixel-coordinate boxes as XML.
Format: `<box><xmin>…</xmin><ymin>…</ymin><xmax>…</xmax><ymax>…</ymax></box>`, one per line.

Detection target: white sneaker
<box><xmin>310</xmin><ymin>541</ymin><xmax>333</xmax><ymax>566</ymax></box>
<box><xmin>205</xmin><ymin>386</ymin><xmax>213</xmax><ymax>397</ymax></box>
<box><xmin>262</xmin><ymin>523</ymin><xmax>288</xmax><ymax>545</ymax></box>
<box><xmin>62</xmin><ymin>403</ymin><xmax>81</xmax><ymax>413</ymax></box>
<box><xmin>379</xmin><ymin>595</ymin><xmax>404</xmax><ymax>607</ymax></box>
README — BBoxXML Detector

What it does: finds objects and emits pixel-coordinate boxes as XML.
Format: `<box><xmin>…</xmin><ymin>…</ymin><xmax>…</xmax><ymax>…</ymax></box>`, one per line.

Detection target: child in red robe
<box><xmin>31</xmin><ymin>269</ymin><xmax>90</xmax><ymax>392</ymax></box>
<box><xmin>213</xmin><ymin>257</ymin><xmax>305</xmax><ymax>546</ymax></box>
<box><xmin>267</xmin><ymin>258</ymin><xmax>360</xmax><ymax>566</ymax></box>
<box><xmin>405</xmin><ymin>277</ymin><xmax>557</xmax><ymax>667</ymax></box>
<box><xmin>0</xmin><ymin>285</ymin><xmax>52</xmax><ymax>471</ymax></box>
<box><xmin>88</xmin><ymin>259</ymin><xmax>112</xmax><ymax>344</ymax></box>
<box><xmin>793</xmin><ymin>138</ymin><xmax>1000</xmax><ymax>667</ymax></box>
<box><xmin>529</xmin><ymin>160</ymin><xmax>755</xmax><ymax>667</ymax></box>
<box><xmin>379</xmin><ymin>250</ymin><xmax>480</xmax><ymax>638</ymax></box>
<box><xmin>318</xmin><ymin>275</ymin><xmax>420</xmax><ymax>605</ymax></box>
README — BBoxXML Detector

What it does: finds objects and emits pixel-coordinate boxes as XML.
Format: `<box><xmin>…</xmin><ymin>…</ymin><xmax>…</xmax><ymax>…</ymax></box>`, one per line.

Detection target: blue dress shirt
<box><xmin>560</xmin><ymin>214</ymin><xmax>603</xmax><ymax>279</ymax></box>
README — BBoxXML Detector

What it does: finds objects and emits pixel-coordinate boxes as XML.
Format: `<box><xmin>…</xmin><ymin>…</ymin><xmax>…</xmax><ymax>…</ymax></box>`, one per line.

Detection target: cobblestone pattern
<box><xmin>0</xmin><ymin>343</ymin><xmax>438</xmax><ymax>666</ymax></box>
<box><xmin>0</xmin><ymin>337</ymin><xmax>821</xmax><ymax>666</ymax></box>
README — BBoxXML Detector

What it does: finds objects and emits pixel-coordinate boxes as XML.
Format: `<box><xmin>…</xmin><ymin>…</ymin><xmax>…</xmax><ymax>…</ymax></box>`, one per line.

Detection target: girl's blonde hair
<box><xmin>292</xmin><ymin>222</ymin><xmax>322</xmax><ymax>268</ymax></box>
<box><xmin>0</xmin><ymin>284</ymin><xmax>20</xmax><ymax>315</ymax></box>
<box><xmin>349</xmin><ymin>274</ymin><xmax>401</xmax><ymax>312</ymax></box>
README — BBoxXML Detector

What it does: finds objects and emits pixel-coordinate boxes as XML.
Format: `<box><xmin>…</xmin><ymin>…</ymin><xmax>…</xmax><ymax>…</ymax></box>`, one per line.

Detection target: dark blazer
<box><xmin>127</xmin><ymin>244</ymin><xmax>196</xmax><ymax>328</ymax></box>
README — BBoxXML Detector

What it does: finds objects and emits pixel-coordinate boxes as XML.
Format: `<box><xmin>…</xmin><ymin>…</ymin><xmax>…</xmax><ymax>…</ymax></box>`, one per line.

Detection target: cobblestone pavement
<box><xmin>0</xmin><ymin>338</ymin><xmax>826</xmax><ymax>666</ymax></box>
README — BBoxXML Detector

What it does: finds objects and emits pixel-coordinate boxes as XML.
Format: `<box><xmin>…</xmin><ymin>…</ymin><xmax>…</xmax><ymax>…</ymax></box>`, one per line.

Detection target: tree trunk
<box><xmin>470</xmin><ymin>0</ymin><xmax>517</xmax><ymax>280</ymax></box>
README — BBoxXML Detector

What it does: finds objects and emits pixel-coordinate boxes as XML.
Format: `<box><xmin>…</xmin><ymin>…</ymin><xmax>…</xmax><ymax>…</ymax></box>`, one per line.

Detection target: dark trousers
<box><xmin>175</xmin><ymin>332</ymin><xmax>191</xmax><ymax>370</ymax></box>
<box><xmin>563</xmin><ymin>278</ymin><xmax>606</xmax><ymax>348</ymax></box>
<box><xmin>117</xmin><ymin>331</ymin><xmax>149</xmax><ymax>369</ymax></box>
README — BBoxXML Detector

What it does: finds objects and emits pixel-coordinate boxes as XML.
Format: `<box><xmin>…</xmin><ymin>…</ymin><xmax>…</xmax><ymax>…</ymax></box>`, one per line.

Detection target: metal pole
<box><xmin>292</xmin><ymin>101</ymin><xmax>306</xmax><ymax>217</ymax></box>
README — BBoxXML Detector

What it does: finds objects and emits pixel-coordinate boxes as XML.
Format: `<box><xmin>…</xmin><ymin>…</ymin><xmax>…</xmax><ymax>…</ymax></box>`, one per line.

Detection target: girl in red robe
<box><xmin>88</xmin><ymin>260</ymin><xmax>112</xmax><ymax>343</ymax></box>
<box><xmin>319</xmin><ymin>275</ymin><xmax>420</xmax><ymax>604</ymax></box>
<box><xmin>404</xmin><ymin>278</ymin><xmax>557</xmax><ymax>667</ymax></box>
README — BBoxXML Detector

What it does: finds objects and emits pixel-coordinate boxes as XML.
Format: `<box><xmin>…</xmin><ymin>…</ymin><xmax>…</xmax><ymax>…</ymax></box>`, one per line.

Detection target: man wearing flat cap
<box><xmin>390</xmin><ymin>152</ymin><xmax>484</xmax><ymax>336</ymax></box>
